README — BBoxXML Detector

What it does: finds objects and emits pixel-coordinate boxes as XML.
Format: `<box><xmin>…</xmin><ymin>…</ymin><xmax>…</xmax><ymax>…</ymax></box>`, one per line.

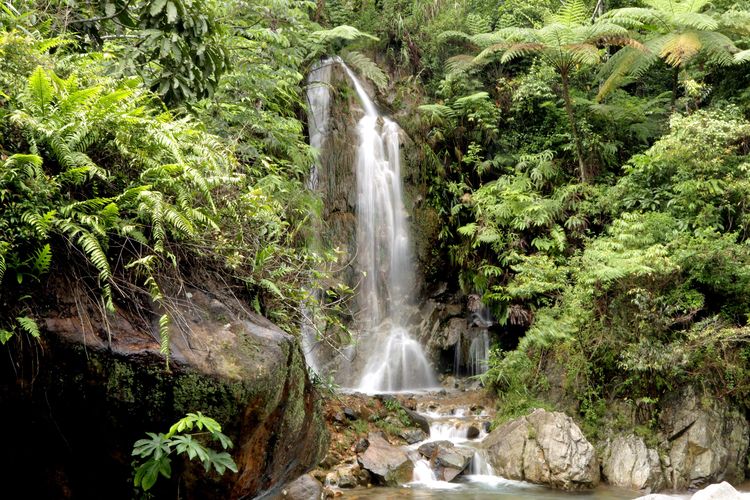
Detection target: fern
<box><xmin>16</xmin><ymin>316</ymin><xmax>41</xmax><ymax>339</ymax></box>
<box><xmin>340</xmin><ymin>50</ymin><xmax>388</xmax><ymax>92</ymax></box>
<box><xmin>159</xmin><ymin>314</ymin><xmax>171</xmax><ymax>370</ymax></box>
<box><xmin>310</xmin><ymin>25</ymin><xmax>378</xmax><ymax>43</ymax></box>
<box><xmin>26</xmin><ymin>66</ymin><xmax>53</xmax><ymax>115</ymax></box>
<box><xmin>32</xmin><ymin>244</ymin><xmax>52</xmax><ymax>275</ymax></box>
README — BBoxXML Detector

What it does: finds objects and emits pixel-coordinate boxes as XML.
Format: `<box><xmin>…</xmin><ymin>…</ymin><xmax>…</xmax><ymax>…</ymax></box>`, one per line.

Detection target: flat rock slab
<box><xmin>358</xmin><ymin>433</ymin><xmax>413</xmax><ymax>486</ymax></box>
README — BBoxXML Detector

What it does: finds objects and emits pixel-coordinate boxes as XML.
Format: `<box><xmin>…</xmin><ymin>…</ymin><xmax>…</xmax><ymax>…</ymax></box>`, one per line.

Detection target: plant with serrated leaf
<box><xmin>132</xmin><ymin>412</ymin><xmax>237</xmax><ymax>492</ymax></box>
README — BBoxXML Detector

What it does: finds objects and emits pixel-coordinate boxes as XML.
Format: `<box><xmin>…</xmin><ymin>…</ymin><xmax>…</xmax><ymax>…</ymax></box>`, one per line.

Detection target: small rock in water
<box><xmin>435</xmin><ymin>446</ymin><xmax>474</xmax><ymax>481</ymax></box>
<box><xmin>466</xmin><ymin>426</ymin><xmax>480</xmax><ymax>439</ymax></box>
<box><xmin>438</xmin><ymin>389</ymin><xmax>447</xmax><ymax>396</ymax></box>
<box><xmin>482</xmin><ymin>421</ymin><xmax>491</xmax><ymax>433</ymax></box>
<box><xmin>343</xmin><ymin>407</ymin><xmax>359</xmax><ymax>420</ymax></box>
<box><xmin>400</xmin><ymin>429</ymin><xmax>428</xmax><ymax>444</ymax></box>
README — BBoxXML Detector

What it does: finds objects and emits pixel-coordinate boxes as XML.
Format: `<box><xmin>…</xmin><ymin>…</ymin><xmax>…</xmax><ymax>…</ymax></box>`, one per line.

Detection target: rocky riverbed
<box><xmin>280</xmin><ymin>376</ymin><xmax>750</xmax><ymax>500</ymax></box>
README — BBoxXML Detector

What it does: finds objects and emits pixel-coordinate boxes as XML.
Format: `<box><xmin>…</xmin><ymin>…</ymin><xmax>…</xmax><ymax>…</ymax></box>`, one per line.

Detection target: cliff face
<box><xmin>0</xmin><ymin>281</ymin><xmax>327</xmax><ymax>499</ymax></box>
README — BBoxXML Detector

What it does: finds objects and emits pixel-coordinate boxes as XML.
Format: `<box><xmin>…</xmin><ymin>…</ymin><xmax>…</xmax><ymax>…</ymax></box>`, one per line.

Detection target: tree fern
<box><xmin>310</xmin><ymin>25</ymin><xmax>378</xmax><ymax>44</ymax></box>
<box><xmin>340</xmin><ymin>50</ymin><xmax>388</xmax><ymax>92</ymax></box>
<box><xmin>597</xmin><ymin>0</ymin><xmax>746</xmax><ymax>100</ymax></box>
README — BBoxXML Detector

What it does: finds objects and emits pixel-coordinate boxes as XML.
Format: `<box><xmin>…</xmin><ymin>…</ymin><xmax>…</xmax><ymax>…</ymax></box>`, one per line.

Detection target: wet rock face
<box><xmin>357</xmin><ymin>432</ymin><xmax>414</xmax><ymax>486</ymax></box>
<box><xmin>0</xmin><ymin>285</ymin><xmax>328</xmax><ymax>500</ymax></box>
<box><xmin>483</xmin><ymin>409</ymin><xmax>600</xmax><ymax>490</ymax></box>
<box><xmin>658</xmin><ymin>387</ymin><xmax>749</xmax><ymax>490</ymax></box>
<box><xmin>600</xmin><ymin>434</ymin><xmax>665</xmax><ymax>491</ymax></box>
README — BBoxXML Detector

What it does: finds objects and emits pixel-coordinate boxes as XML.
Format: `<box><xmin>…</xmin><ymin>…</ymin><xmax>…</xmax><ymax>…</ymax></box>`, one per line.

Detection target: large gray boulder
<box><xmin>357</xmin><ymin>433</ymin><xmax>414</xmax><ymax>486</ymax></box>
<box><xmin>482</xmin><ymin>409</ymin><xmax>599</xmax><ymax>490</ymax></box>
<box><xmin>659</xmin><ymin>387</ymin><xmax>748</xmax><ymax>490</ymax></box>
<box><xmin>600</xmin><ymin>434</ymin><xmax>665</xmax><ymax>491</ymax></box>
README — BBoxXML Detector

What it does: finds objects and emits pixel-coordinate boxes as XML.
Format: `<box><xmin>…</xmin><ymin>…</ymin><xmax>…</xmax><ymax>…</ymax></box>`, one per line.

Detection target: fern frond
<box><xmin>311</xmin><ymin>25</ymin><xmax>378</xmax><ymax>43</ymax></box>
<box><xmin>16</xmin><ymin>316</ymin><xmax>41</xmax><ymax>339</ymax></box>
<box><xmin>32</xmin><ymin>244</ymin><xmax>52</xmax><ymax>275</ymax></box>
<box><xmin>499</xmin><ymin>43</ymin><xmax>544</xmax><ymax>64</ymax></box>
<box><xmin>159</xmin><ymin>313</ymin><xmax>171</xmax><ymax>370</ymax></box>
<box><xmin>340</xmin><ymin>51</ymin><xmax>388</xmax><ymax>92</ymax></box>
<box><xmin>0</xmin><ymin>245</ymin><xmax>6</xmax><ymax>284</ymax></box>
<box><xmin>26</xmin><ymin>67</ymin><xmax>54</xmax><ymax>115</ymax></box>
<box><xmin>552</xmin><ymin>0</ymin><xmax>589</xmax><ymax>26</ymax></box>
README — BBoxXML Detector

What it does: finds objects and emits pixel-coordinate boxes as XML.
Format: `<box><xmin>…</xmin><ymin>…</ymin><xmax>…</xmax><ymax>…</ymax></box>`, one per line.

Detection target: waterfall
<box><xmin>303</xmin><ymin>57</ymin><xmax>437</xmax><ymax>392</ymax></box>
<box><xmin>337</xmin><ymin>63</ymin><xmax>437</xmax><ymax>393</ymax></box>
<box><xmin>300</xmin><ymin>59</ymin><xmax>335</xmax><ymax>376</ymax></box>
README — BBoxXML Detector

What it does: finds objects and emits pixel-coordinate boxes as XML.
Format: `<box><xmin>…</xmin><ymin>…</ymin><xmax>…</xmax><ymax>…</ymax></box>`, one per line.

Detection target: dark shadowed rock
<box><xmin>1</xmin><ymin>283</ymin><xmax>328</xmax><ymax>500</ymax></box>
<box><xmin>343</xmin><ymin>407</ymin><xmax>359</xmax><ymax>420</ymax></box>
<box><xmin>405</xmin><ymin>408</ymin><xmax>430</xmax><ymax>434</ymax></box>
<box><xmin>354</xmin><ymin>437</ymin><xmax>370</xmax><ymax>454</ymax></box>
<box><xmin>466</xmin><ymin>426</ymin><xmax>480</xmax><ymax>439</ymax></box>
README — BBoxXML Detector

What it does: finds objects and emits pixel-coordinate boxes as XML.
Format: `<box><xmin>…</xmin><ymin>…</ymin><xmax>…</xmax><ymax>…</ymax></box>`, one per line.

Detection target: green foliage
<box><xmin>598</xmin><ymin>0</ymin><xmax>748</xmax><ymax>100</ymax></box>
<box><xmin>132</xmin><ymin>412</ymin><xmax>237</xmax><ymax>491</ymax></box>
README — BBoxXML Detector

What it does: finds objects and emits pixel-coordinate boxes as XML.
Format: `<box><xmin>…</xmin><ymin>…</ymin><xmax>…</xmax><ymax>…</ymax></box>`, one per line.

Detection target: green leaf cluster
<box><xmin>132</xmin><ymin>412</ymin><xmax>237</xmax><ymax>491</ymax></box>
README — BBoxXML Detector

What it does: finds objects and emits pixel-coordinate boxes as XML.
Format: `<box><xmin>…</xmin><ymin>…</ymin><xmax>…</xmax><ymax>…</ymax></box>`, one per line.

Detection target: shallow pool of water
<box><xmin>342</xmin><ymin>476</ymin><xmax>641</xmax><ymax>499</ymax></box>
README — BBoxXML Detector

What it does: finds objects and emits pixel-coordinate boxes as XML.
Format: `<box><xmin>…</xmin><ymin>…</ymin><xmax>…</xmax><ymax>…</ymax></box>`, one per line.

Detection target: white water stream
<box><xmin>305</xmin><ymin>57</ymin><xmax>437</xmax><ymax>392</ymax></box>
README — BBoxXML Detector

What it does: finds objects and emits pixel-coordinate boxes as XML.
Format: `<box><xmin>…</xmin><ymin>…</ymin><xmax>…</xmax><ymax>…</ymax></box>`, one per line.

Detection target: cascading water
<box><xmin>303</xmin><ymin>57</ymin><xmax>436</xmax><ymax>392</ymax></box>
<box><xmin>300</xmin><ymin>58</ymin><xmax>334</xmax><ymax>376</ymax></box>
<box><xmin>337</xmin><ymin>63</ymin><xmax>437</xmax><ymax>393</ymax></box>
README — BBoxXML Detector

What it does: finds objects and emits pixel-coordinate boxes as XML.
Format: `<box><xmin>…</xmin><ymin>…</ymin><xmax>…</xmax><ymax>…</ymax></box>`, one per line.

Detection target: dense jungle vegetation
<box><xmin>2</xmin><ymin>0</ymin><xmax>750</xmax><ymax>440</ymax></box>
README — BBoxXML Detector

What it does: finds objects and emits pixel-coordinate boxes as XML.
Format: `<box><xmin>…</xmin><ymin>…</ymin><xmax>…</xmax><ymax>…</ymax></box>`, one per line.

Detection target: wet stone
<box><xmin>400</xmin><ymin>429</ymin><xmax>428</xmax><ymax>444</ymax></box>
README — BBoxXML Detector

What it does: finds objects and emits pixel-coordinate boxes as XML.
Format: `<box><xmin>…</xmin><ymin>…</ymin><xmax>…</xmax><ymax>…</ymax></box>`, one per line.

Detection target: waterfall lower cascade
<box><xmin>305</xmin><ymin>57</ymin><xmax>437</xmax><ymax>392</ymax></box>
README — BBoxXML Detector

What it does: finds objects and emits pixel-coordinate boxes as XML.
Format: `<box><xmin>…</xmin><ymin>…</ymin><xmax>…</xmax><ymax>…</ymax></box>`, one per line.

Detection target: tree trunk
<box><xmin>560</xmin><ymin>70</ymin><xmax>588</xmax><ymax>183</ymax></box>
<box><xmin>671</xmin><ymin>66</ymin><xmax>680</xmax><ymax>108</ymax></box>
